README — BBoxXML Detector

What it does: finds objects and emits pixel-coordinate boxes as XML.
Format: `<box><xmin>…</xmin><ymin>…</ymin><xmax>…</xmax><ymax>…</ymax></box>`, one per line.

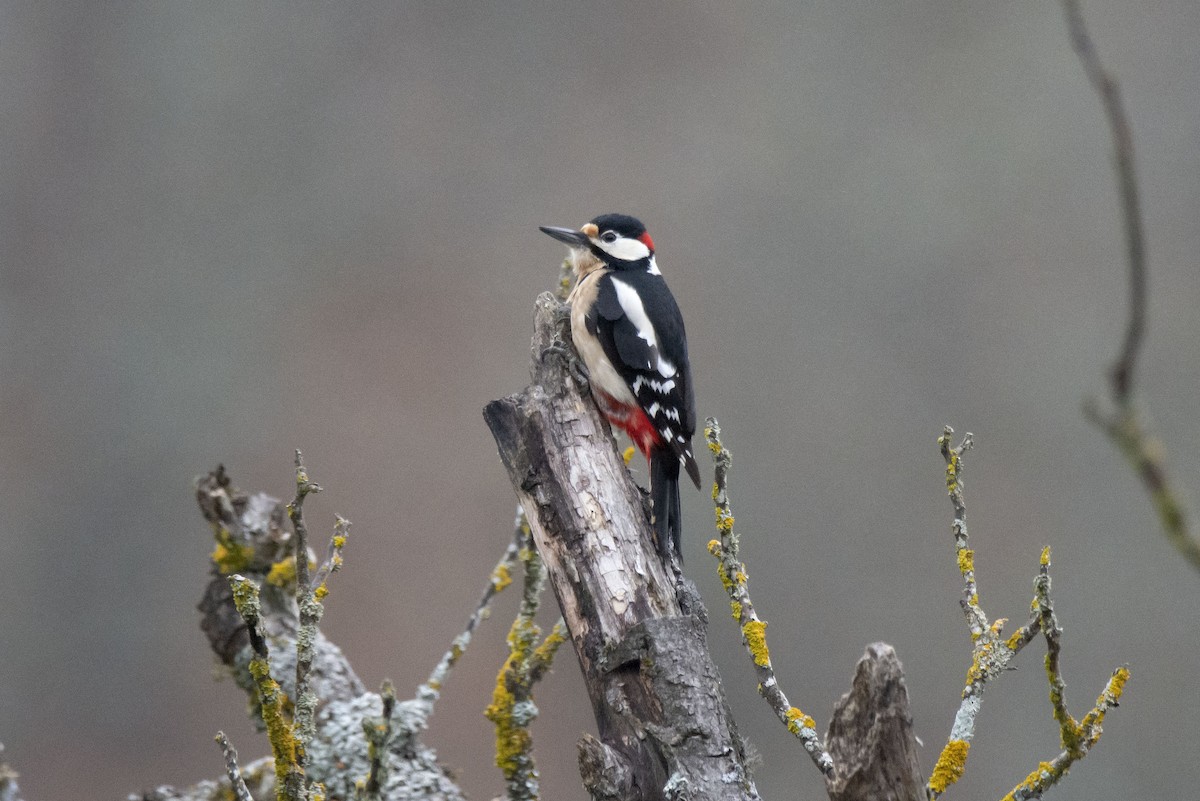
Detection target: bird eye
<box><xmin>600</xmin><ymin>231</ymin><xmax>618</xmax><ymax>243</ymax></box>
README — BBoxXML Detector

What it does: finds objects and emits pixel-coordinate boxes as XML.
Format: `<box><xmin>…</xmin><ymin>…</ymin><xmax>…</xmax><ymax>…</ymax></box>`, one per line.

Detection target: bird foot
<box><xmin>539</xmin><ymin>341</ymin><xmax>590</xmax><ymax>387</ymax></box>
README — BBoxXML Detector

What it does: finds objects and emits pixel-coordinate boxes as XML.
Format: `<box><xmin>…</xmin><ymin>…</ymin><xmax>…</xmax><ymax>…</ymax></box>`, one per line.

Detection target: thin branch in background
<box><xmin>1062</xmin><ymin>0</ymin><xmax>1146</xmax><ymax>402</ymax></box>
<box><xmin>1062</xmin><ymin>0</ymin><xmax>1200</xmax><ymax>570</ymax></box>
<box><xmin>484</xmin><ymin>515</ymin><xmax>568</xmax><ymax>801</ymax></box>
<box><xmin>927</xmin><ymin>427</ymin><xmax>1130</xmax><ymax>800</ymax></box>
<box><xmin>703</xmin><ymin>418</ymin><xmax>835</xmax><ymax>778</ymax></box>
<box><xmin>215</xmin><ymin>732</ymin><xmax>255</xmax><ymax>801</ymax></box>
<box><xmin>417</xmin><ymin>508</ymin><xmax>524</xmax><ymax>709</ymax></box>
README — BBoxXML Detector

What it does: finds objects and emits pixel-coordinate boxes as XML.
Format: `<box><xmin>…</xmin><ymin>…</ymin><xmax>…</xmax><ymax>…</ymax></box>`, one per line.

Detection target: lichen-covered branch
<box><xmin>928</xmin><ymin>427</ymin><xmax>1130</xmax><ymax>800</ymax></box>
<box><xmin>169</xmin><ymin>465</ymin><xmax>466</xmax><ymax>801</ymax></box>
<box><xmin>484</xmin><ymin>519</ymin><xmax>567</xmax><ymax>801</ymax></box>
<box><xmin>228</xmin><ymin>574</ymin><xmax>304</xmax><ymax>800</ymax></box>
<box><xmin>1061</xmin><ymin>0</ymin><xmax>1199</xmax><ymax>572</ymax></box>
<box><xmin>703</xmin><ymin>419</ymin><xmax>833</xmax><ymax>777</ymax></box>
<box><xmin>287</xmin><ymin>450</ymin><xmax>326</xmax><ymax>800</ymax></box>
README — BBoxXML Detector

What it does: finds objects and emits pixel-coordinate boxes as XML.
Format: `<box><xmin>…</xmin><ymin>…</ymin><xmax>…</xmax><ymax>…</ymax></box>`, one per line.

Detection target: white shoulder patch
<box><xmin>611</xmin><ymin>276</ymin><xmax>678</xmax><ymax>378</ymax></box>
<box><xmin>646</xmin><ymin>256</ymin><xmax>661</xmax><ymax>276</ymax></box>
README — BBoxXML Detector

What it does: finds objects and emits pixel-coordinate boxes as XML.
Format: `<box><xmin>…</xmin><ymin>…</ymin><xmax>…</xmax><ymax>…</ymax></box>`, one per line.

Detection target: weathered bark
<box><xmin>825</xmin><ymin>643</ymin><xmax>924</xmax><ymax>801</ymax></box>
<box><xmin>484</xmin><ymin>293</ymin><xmax>759</xmax><ymax>801</ymax></box>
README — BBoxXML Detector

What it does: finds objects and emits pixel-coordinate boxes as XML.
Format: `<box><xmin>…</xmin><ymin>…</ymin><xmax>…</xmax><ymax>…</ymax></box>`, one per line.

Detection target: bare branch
<box><xmin>416</xmin><ymin>510</ymin><xmax>524</xmax><ymax>712</ymax></box>
<box><xmin>1063</xmin><ymin>0</ymin><xmax>1200</xmax><ymax>570</ymax></box>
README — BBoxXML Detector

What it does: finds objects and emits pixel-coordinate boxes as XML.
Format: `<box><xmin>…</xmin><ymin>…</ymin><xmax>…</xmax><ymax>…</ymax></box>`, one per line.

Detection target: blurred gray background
<box><xmin>2</xmin><ymin>2</ymin><xmax>1198</xmax><ymax>799</ymax></box>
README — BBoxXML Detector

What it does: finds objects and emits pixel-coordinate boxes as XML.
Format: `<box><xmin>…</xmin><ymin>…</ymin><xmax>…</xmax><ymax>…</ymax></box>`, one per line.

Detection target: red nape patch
<box><xmin>638</xmin><ymin>232</ymin><xmax>655</xmax><ymax>253</ymax></box>
<box><xmin>595</xmin><ymin>392</ymin><xmax>662</xmax><ymax>459</ymax></box>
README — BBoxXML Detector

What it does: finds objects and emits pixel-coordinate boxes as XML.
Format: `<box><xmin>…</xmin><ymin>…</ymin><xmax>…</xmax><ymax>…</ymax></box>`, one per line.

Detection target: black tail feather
<box><xmin>650</xmin><ymin>451</ymin><xmax>683</xmax><ymax>563</ymax></box>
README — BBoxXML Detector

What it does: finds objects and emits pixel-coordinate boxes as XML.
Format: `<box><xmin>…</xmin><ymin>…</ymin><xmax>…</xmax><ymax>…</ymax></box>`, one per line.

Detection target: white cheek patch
<box><xmin>595</xmin><ymin>235</ymin><xmax>651</xmax><ymax>262</ymax></box>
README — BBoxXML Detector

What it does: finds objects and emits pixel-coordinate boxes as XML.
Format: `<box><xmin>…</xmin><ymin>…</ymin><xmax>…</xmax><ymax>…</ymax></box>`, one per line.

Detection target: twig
<box><xmin>1062</xmin><ymin>0</ymin><xmax>1145</xmax><ymax>402</ymax></box>
<box><xmin>215</xmin><ymin>732</ymin><xmax>255</xmax><ymax>801</ymax></box>
<box><xmin>928</xmin><ymin>427</ymin><xmax>1131</xmax><ymax>800</ymax></box>
<box><xmin>703</xmin><ymin>418</ymin><xmax>835</xmax><ymax>777</ymax></box>
<box><xmin>417</xmin><ymin>508</ymin><xmax>524</xmax><ymax>708</ymax></box>
<box><xmin>1063</xmin><ymin>1</ymin><xmax>1200</xmax><ymax>571</ymax></box>
<box><xmin>484</xmin><ymin>516</ymin><xmax>568</xmax><ymax>801</ymax></box>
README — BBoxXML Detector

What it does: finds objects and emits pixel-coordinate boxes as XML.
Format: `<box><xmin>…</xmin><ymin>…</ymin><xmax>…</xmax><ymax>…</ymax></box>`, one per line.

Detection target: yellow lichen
<box><xmin>248</xmin><ymin>656</ymin><xmax>299</xmax><ymax>792</ymax></box>
<box><xmin>957</xmin><ymin>548</ymin><xmax>974</xmax><ymax>576</ymax></box>
<box><xmin>314</xmin><ymin>584</ymin><xmax>328</xmax><ymax>600</ymax></box>
<box><xmin>622</xmin><ymin>446</ymin><xmax>636</xmax><ymax>466</ymax></box>
<box><xmin>718</xmin><ymin>567</ymin><xmax>735</xmax><ymax>593</ymax></box>
<box><xmin>533</xmin><ymin>626</ymin><xmax>566</xmax><ymax>665</ymax></box>
<box><xmin>485</xmin><ymin>656</ymin><xmax>531</xmax><ymax>779</ymax></box>
<box><xmin>785</xmin><ymin>706</ymin><xmax>816</xmax><ymax>736</ymax></box>
<box><xmin>928</xmin><ymin>738</ymin><xmax>970</xmax><ymax>795</ymax></box>
<box><xmin>707</xmin><ymin>539</ymin><xmax>721</xmax><ymax>556</ymax></box>
<box><xmin>730</xmin><ymin>600</ymin><xmax>742</xmax><ymax>620</ymax></box>
<box><xmin>743</xmin><ymin>619</ymin><xmax>770</xmax><ymax>667</ymax></box>
<box><xmin>945</xmin><ymin>451</ymin><xmax>960</xmax><ymax>495</ymax></box>
<box><xmin>715</xmin><ymin>509</ymin><xmax>735</xmax><ymax>533</ymax></box>
<box><xmin>492</xmin><ymin>563</ymin><xmax>513</xmax><ymax>592</ymax></box>
<box><xmin>1040</xmin><ymin>545</ymin><xmax>1052</xmax><ymax>566</ymax></box>
<box><xmin>211</xmin><ymin>537</ymin><xmax>253</xmax><ymax>575</ymax></box>
<box><xmin>266</xmin><ymin>556</ymin><xmax>298</xmax><ymax>587</ymax></box>
<box><xmin>332</xmin><ymin>534</ymin><xmax>347</xmax><ymax>549</ymax></box>
<box><xmin>1000</xmin><ymin>760</ymin><xmax>1055</xmax><ymax>801</ymax></box>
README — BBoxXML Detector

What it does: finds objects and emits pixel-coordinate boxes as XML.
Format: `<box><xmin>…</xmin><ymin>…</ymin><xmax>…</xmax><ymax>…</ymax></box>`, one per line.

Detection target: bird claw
<box><xmin>540</xmin><ymin>341</ymin><xmax>590</xmax><ymax>386</ymax></box>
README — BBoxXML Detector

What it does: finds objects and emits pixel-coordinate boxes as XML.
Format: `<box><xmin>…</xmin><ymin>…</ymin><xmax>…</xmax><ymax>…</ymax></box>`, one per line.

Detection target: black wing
<box><xmin>587</xmin><ymin>271</ymin><xmax>700</xmax><ymax>485</ymax></box>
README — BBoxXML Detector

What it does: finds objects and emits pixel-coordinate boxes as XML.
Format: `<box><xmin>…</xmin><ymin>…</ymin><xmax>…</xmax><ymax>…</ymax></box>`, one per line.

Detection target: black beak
<box><xmin>539</xmin><ymin>225</ymin><xmax>591</xmax><ymax>248</ymax></box>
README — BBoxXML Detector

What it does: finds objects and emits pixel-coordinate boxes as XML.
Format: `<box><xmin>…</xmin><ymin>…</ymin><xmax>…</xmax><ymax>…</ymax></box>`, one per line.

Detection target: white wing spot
<box><xmin>647</xmin><ymin>402</ymin><xmax>661</xmax><ymax>417</ymax></box>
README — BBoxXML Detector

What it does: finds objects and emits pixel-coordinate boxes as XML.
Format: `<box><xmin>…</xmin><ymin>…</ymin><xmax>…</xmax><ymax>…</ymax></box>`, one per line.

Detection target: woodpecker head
<box><xmin>540</xmin><ymin>213</ymin><xmax>658</xmax><ymax>278</ymax></box>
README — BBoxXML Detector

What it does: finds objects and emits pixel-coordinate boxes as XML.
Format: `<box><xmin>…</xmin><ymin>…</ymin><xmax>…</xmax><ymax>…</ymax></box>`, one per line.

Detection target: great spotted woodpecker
<box><xmin>540</xmin><ymin>214</ymin><xmax>701</xmax><ymax>562</ymax></box>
